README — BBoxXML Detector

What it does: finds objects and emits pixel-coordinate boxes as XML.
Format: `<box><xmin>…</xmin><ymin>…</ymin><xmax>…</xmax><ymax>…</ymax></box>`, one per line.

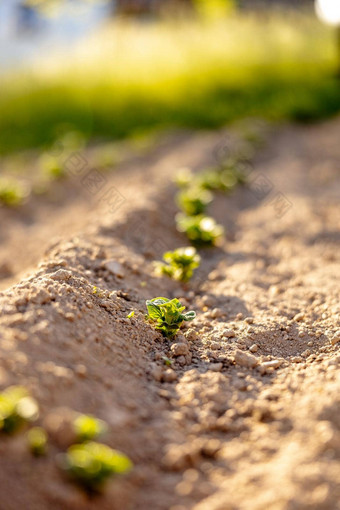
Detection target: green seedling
<box><xmin>0</xmin><ymin>386</ymin><xmax>39</xmax><ymax>434</ymax></box>
<box><xmin>155</xmin><ymin>247</ymin><xmax>201</xmax><ymax>283</ymax></box>
<box><xmin>176</xmin><ymin>213</ymin><xmax>224</xmax><ymax>247</ymax></box>
<box><xmin>0</xmin><ymin>178</ymin><xmax>29</xmax><ymax>207</ymax></box>
<box><xmin>27</xmin><ymin>427</ymin><xmax>48</xmax><ymax>456</ymax></box>
<box><xmin>221</xmin><ymin>161</ymin><xmax>249</xmax><ymax>185</ymax></box>
<box><xmin>162</xmin><ymin>356</ymin><xmax>173</xmax><ymax>367</ymax></box>
<box><xmin>176</xmin><ymin>187</ymin><xmax>213</xmax><ymax>216</ymax></box>
<box><xmin>59</xmin><ymin>131</ymin><xmax>86</xmax><ymax>152</ymax></box>
<box><xmin>174</xmin><ymin>167</ymin><xmax>194</xmax><ymax>188</ymax></box>
<box><xmin>39</xmin><ymin>154</ymin><xmax>66</xmax><ymax>180</ymax></box>
<box><xmin>146</xmin><ymin>297</ymin><xmax>196</xmax><ymax>338</ymax></box>
<box><xmin>92</xmin><ymin>286</ymin><xmax>106</xmax><ymax>298</ymax></box>
<box><xmin>196</xmin><ymin>168</ymin><xmax>226</xmax><ymax>191</ymax></box>
<box><xmin>127</xmin><ymin>311</ymin><xmax>135</xmax><ymax>319</ymax></box>
<box><xmin>60</xmin><ymin>441</ymin><xmax>132</xmax><ymax>492</ymax></box>
<box><xmin>73</xmin><ymin>414</ymin><xmax>108</xmax><ymax>443</ymax></box>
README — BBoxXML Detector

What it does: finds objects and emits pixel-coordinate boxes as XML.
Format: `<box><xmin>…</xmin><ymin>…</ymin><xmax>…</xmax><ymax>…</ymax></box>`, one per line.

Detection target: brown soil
<box><xmin>0</xmin><ymin>118</ymin><xmax>339</xmax><ymax>510</ymax></box>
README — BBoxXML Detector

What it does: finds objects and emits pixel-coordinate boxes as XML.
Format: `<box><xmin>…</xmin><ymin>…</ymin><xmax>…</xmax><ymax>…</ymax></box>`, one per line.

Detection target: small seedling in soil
<box><xmin>162</xmin><ymin>356</ymin><xmax>173</xmax><ymax>366</ymax></box>
<box><xmin>197</xmin><ymin>165</ymin><xmax>247</xmax><ymax>192</ymax></box>
<box><xmin>127</xmin><ymin>311</ymin><xmax>135</xmax><ymax>319</ymax></box>
<box><xmin>0</xmin><ymin>386</ymin><xmax>39</xmax><ymax>434</ymax></box>
<box><xmin>40</xmin><ymin>154</ymin><xmax>66</xmax><ymax>180</ymax></box>
<box><xmin>60</xmin><ymin>441</ymin><xmax>132</xmax><ymax>492</ymax></box>
<box><xmin>174</xmin><ymin>167</ymin><xmax>194</xmax><ymax>188</ymax></box>
<box><xmin>176</xmin><ymin>213</ymin><xmax>224</xmax><ymax>247</ymax></box>
<box><xmin>73</xmin><ymin>414</ymin><xmax>108</xmax><ymax>443</ymax></box>
<box><xmin>146</xmin><ymin>297</ymin><xmax>196</xmax><ymax>338</ymax></box>
<box><xmin>155</xmin><ymin>247</ymin><xmax>201</xmax><ymax>283</ymax></box>
<box><xmin>92</xmin><ymin>286</ymin><xmax>106</xmax><ymax>298</ymax></box>
<box><xmin>27</xmin><ymin>427</ymin><xmax>48</xmax><ymax>456</ymax></box>
<box><xmin>0</xmin><ymin>178</ymin><xmax>29</xmax><ymax>207</ymax></box>
<box><xmin>196</xmin><ymin>168</ymin><xmax>229</xmax><ymax>192</ymax></box>
<box><xmin>176</xmin><ymin>187</ymin><xmax>213</xmax><ymax>216</ymax></box>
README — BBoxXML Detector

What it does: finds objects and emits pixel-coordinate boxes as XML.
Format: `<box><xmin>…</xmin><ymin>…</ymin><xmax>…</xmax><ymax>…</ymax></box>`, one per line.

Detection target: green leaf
<box><xmin>146</xmin><ymin>297</ymin><xmax>196</xmax><ymax>338</ymax></box>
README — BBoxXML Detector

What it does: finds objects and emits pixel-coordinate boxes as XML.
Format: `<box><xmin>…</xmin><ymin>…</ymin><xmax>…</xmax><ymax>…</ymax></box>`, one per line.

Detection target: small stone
<box><xmin>234</xmin><ymin>350</ymin><xmax>258</xmax><ymax>368</ymax></box>
<box><xmin>171</xmin><ymin>343</ymin><xmax>189</xmax><ymax>357</ymax></box>
<box><xmin>249</xmin><ymin>344</ymin><xmax>259</xmax><ymax>353</ymax></box>
<box><xmin>75</xmin><ymin>364</ymin><xmax>87</xmax><ymax>377</ymax></box>
<box><xmin>269</xmin><ymin>285</ymin><xmax>281</xmax><ymax>296</ymax></box>
<box><xmin>294</xmin><ymin>313</ymin><xmax>304</xmax><ymax>322</ymax></box>
<box><xmin>330</xmin><ymin>334</ymin><xmax>340</xmax><ymax>345</ymax></box>
<box><xmin>236</xmin><ymin>313</ymin><xmax>243</xmax><ymax>320</ymax></box>
<box><xmin>49</xmin><ymin>269</ymin><xmax>72</xmax><ymax>281</ymax></box>
<box><xmin>258</xmin><ymin>360</ymin><xmax>282</xmax><ymax>374</ymax></box>
<box><xmin>209</xmin><ymin>362</ymin><xmax>223</xmax><ymax>372</ymax></box>
<box><xmin>185</xmin><ymin>329</ymin><xmax>198</xmax><ymax>342</ymax></box>
<box><xmin>150</xmin><ymin>364</ymin><xmax>163</xmax><ymax>382</ymax></box>
<box><xmin>162</xmin><ymin>369</ymin><xmax>178</xmax><ymax>383</ymax></box>
<box><xmin>244</xmin><ymin>317</ymin><xmax>254</xmax><ymax>324</ymax></box>
<box><xmin>65</xmin><ymin>312</ymin><xmax>75</xmax><ymax>321</ymax></box>
<box><xmin>211</xmin><ymin>308</ymin><xmax>224</xmax><ymax>319</ymax></box>
<box><xmin>291</xmin><ymin>356</ymin><xmax>303</xmax><ymax>363</ymax></box>
<box><xmin>104</xmin><ymin>260</ymin><xmax>124</xmax><ymax>278</ymax></box>
<box><xmin>176</xmin><ymin>356</ymin><xmax>187</xmax><ymax>366</ymax></box>
<box><xmin>223</xmin><ymin>329</ymin><xmax>235</xmax><ymax>338</ymax></box>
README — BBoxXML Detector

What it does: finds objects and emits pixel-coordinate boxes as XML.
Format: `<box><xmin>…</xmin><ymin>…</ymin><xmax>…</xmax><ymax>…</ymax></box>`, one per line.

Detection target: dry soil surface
<box><xmin>0</xmin><ymin>118</ymin><xmax>339</xmax><ymax>510</ymax></box>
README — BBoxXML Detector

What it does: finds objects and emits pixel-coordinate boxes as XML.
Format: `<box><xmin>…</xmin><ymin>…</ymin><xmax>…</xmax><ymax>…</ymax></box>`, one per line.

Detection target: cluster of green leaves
<box><xmin>0</xmin><ymin>178</ymin><xmax>29</xmax><ymax>207</ymax></box>
<box><xmin>27</xmin><ymin>426</ymin><xmax>48</xmax><ymax>456</ymax></box>
<box><xmin>176</xmin><ymin>187</ymin><xmax>213</xmax><ymax>216</ymax></box>
<box><xmin>0</xmin><ymin>386</ymin><xmax>39</xmax><ymax>434</ymax></box>
<box><xmin>155</xmin><ymin>247</ymin><xmax>201</xmax><ymax>283</ymax></box>
<box><xmin>197</xmin><ymin>164</ymin><xmax>247</xmax><ymax>192</ymax></box>
<box><xmin>173</xmin><ymin>167</ymin><xmax>194</xmax><ymax>188</ymax></box>
<box><xmin>60</xmin><ymin>441</ymin><xmax>132</xmax><ymax>492</ymax></box>
<box><xmin>0</xmin><ymin>385</ymin><xmax>132</xmax><ymax>491</ymax></box>
<box><xmin>176</xmin><ymin>213</ymin><xmax>224</xmax><ymax>248</ymax></box>
<box><xmin>146</xmin><ymin>297</ymin><xmax>196</xmax><ymax>338</ymax></box>
<box><xmin>73</xmin><ymin>414</ymin><xmax>108</xmax><ymax>443</ymax></box>
<box><xmin>39</xmin><ymin>154</ymin><xmax>66</xmax><ymax>180</ymax></box>
<box><xmin>59</xmin><ymin>413</ymin><xmax>132</xmax><ymax>491</ymax></box>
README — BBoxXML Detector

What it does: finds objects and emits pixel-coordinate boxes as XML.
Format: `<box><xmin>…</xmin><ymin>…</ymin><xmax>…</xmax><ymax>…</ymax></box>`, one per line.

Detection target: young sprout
<box><xmin>0</xmin><ymin>386</ymin><xmax>39</xmax><ymax>434</ymax></box>
<box><xmin>146</xmin><ymin>297</ymin><xmax>196</xmax><ymax>338</ymax></box>
<box><xmin>196</xmin><ymin>168</ymin><xmax>226</xmax><ymax>191</ymax></box>
<box><xmin>27</xmin><ymin>427</ymin><xmax>48</xmax><ymax>456</ymax></box>
<box><xmin>39</xmin><ymin>154</ymin><xmax>66</xmax><ymax>180</ymax></box>
<box><xmin>176</xmin><ymin>214</ymin><xmax>224</xmax><ymax>247</ymax></box>
<box><xmin>162</xmin><ymin>356</ymin><xmax>173</xmax><ymax>366</ymax></box>
<box><xmin>73</xmin><ymin>414</ymin><xmax>108</xmax><ymax>443</ymax></box>
<box><xmin>176</xmin><ymin>187</ymin><xmax>213</xmax><ymax>216</ymax></box>
<box><xmin>155</xmin><ymin>247</ymin><xmax>201</xmax><ymax>283</ymax></box>
<box><xmin>60</xmin><ymin>441</ymin><xmax>132</xmax><ymax>492</ymax></box>
<box><xmin>0</xmin><ymin>178</ymin><xmax>29</xmax><ymax>207</ymax></box>
<box><xmin>127</xmin><ymin>311</ymin><xmax>135</xmax><ymax>319</ymax></box>
<box><xmin>174</xmin><ymin>167</ymin><xmax>194</xmax><ymax>188</ymax></box>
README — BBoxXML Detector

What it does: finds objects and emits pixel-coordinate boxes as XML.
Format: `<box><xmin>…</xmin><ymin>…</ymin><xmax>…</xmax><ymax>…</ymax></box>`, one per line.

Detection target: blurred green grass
<box><xmin>1</xmin><ymin>11</ymin><xmax>339</xmax><ymax>154</ymax></box>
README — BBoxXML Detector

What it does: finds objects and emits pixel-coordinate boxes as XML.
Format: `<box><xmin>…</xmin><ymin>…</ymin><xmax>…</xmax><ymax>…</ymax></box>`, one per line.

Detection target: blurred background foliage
<box><xmin>0</xmin><ymin>0</ymin><xmax>339</xmax><ymax>155</ymax></box>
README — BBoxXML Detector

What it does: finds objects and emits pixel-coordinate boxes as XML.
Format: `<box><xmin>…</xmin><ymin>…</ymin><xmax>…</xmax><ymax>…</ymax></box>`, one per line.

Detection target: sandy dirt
<box><xmin>0</xmin><ymin>118</ymin><xmax>339</xmax><ymax>510</ymax></box>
